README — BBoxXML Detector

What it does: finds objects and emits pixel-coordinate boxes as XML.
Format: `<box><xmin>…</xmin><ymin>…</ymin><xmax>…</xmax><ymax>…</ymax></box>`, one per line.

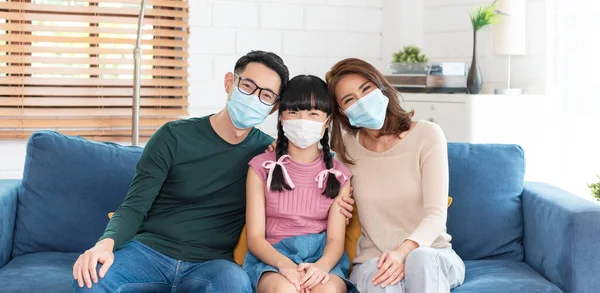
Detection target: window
<box><xmin>546</xmin><ymin>0</ymin><xmax>600</xmax><ymax>197</ymax></box>
<box><xmin>0</xmin><ymin>0</ymin><xmax>189</xmax><ymax>142</ymax></box>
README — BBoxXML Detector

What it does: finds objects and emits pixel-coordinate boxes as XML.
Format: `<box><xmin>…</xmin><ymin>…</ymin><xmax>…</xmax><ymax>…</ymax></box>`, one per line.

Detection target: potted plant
<box><xmin>392</xmin><ymin>46</ymin><xmax>429</xmax><ymax>63</ymax></box>
<box><xmin>389</xmin><ymin>46</ymin><xmax>429</xmax><ymax>74</ymax></box>
<box><xmin>589</xmin><ymin>175</ymin><xmax>600</xmax><ymax>201</ymax></box>
<box><xmin>467</xmin><ymin>0</ymin><xmax>505</xmax><ymax>94</ymax></box>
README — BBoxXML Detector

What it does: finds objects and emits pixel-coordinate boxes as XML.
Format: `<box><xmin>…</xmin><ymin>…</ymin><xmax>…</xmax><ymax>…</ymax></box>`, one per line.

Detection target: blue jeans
<box><xmin>73</xmin><ymin>241</ymin><xmax>251</xmax><ymax>293</ymax></box>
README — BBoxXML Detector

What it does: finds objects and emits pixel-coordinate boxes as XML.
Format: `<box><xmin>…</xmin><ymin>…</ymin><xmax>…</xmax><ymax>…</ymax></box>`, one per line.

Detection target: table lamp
<box><xmin>493</xmin><ymin>0</ymin><xmax>527</xmax><ymax>95</ymax></box>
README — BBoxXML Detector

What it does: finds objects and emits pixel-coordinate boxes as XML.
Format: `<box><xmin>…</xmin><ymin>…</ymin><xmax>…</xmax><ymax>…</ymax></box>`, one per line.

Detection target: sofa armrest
<box><xmin>0</xmin><ymin>179</ymin><xmax>20</xmax><ymax>269</ymax></box>
<box><xmin>523</xmin><ymin>182</ymin><xmax>600</xmax><ymax>293</ymax></box>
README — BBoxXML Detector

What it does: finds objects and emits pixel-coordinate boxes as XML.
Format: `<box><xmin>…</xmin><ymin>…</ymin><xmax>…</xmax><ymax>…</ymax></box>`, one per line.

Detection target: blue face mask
<box><xmin>343</xmin><ymin>88</ymin><xmax>389</xmax><ymax>130</ymax></box>
<box><xmin>227</xmin><ymin>87</ymin><xmax>274</xmax><ymax>129</ymax></box>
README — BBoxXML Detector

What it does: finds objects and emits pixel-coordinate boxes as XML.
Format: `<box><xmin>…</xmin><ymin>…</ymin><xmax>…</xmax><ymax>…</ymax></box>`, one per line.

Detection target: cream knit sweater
<box><xmin>343</xmin><ymin>121</ymin><xmax>452</xmax><ymax>264</ymax></box>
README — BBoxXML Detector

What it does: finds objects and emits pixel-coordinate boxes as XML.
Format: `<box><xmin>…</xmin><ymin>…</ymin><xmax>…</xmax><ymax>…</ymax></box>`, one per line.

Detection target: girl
<box><xmin>325</xmin><ymin>58</ymin><xmax>466</xmax><ymax>293</ymax></box>
<box><xmin>244</xmin><ymin>75</ymin><xmax>357</xmax><ymax>293</ymax></box>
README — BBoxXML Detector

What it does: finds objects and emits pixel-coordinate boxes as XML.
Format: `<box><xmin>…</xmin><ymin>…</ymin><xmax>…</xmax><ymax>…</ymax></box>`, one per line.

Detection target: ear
<box><xmin>224</xmin><ymin>72</ymin><xmax>235</xmax><ymax>95</ymax></box>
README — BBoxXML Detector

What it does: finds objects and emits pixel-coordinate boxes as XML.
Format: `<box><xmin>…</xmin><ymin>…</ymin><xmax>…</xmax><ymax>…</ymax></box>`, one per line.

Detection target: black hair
<box><xmin>270</xmin><ymin>75</ymin><xmax>340</xmax><ymax>199</ymax></box>
<box><xmin>234</xmin><ymin>50</ymin><xmax>289</xmax><ymax>95</ymax></box>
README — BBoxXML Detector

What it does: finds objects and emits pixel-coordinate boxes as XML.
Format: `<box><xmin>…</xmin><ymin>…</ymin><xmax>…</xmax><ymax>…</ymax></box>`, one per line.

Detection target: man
<box><xmin>73</xmin><ymin>51</ymin><xmax>355</xmax><ymax>292</ymax></box>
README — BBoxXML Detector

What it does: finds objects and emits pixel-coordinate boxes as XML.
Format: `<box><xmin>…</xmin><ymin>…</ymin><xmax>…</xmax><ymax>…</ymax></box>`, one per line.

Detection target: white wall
<box><xmin>0</xmin><ymin>141</ymin><xmax>27</xmax><ymax>179</ymax></box>
<box><xmin>382</xmin><ymin>0</ymin><xmax>424</xmax><ymax>60</ymax></box>
<box><xmin>0</xmin><ymin>0</ymin><xmax>385</xmax><ymax>179</ymax></box>
<box><xmin>422</xmin><ymin>0</ymin><xmax>547</xmax><ymax>94</ymax></box>
<box><xmin>187</xmin><ymin>0</ymin><xmax>385</xmax><ymax>137</ymax></box>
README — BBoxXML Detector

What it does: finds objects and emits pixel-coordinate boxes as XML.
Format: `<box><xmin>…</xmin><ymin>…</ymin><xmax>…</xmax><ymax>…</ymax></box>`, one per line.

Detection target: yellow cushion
<box><xmin>344</xmin><ymin>202</ymin><xmax>361</xmax><ymax>264</ymax></box>
<box><xmin>110</xmin><ymin>196</ymin><xmax>453</xmax><ymax>266</ymax></box>
<box><xmin>233</xmin><ymin>226</ymin><xmax>248</xmax><ymax>265</ymax></box>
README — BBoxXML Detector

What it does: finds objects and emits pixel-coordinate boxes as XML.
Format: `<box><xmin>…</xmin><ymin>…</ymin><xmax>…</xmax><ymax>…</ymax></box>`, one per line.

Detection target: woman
<box><xmin>244</xmin><ymin>75</ymin><xmax>357</xmax><ymax>293</ymax></box>
<box><xmin>325</xmin><ymin>58</ymin><xmax>465</xmax><ymax>293</ymax></box>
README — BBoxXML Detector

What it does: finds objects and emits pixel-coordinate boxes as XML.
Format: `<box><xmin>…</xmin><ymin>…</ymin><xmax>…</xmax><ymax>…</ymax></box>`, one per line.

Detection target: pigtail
<box><xmin>270</xmin><ymin>119</ymin><xmax>292</xmax><ymax>191</ymax></box>
<box><xmin>320</xmin><ymin>129</ymin><xmax>340</xmax><ymax>199</ymax></box>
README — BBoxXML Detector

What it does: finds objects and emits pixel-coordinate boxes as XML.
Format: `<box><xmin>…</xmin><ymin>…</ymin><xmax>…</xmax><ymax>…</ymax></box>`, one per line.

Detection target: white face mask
<box><xmin>282</xmin><ymin>119</ymin><xmax>326</xmax><ymax>149</ymax></box>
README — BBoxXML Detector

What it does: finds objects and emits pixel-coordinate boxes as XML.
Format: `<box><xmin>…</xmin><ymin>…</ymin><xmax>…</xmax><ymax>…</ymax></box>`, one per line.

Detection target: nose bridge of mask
<box><xmin>345</xmin><ymin>88</ymin><xmax>381</xmax><ymax>114</ymax></box>
<box><xmin>360</xmin><ymin>88</ymin><xmax>381</xmax><ymax>106</ymax></box>
<box><xmin>285</xmin><ymin>119</ymin><xmax>323</xmax><ymax>130</ymax></box>
<box><xmin>234</xmin><ymin>88</ymin><xmax>270</xmax><ymax>113</ymax></box>
<box><xmin>227</xmin><ymin>87</ymin><xmax>274</xmax><ymax>129</ymax></box>
<box><xmin>235</xmin><ymin>86</ymin><xmax>256</xmax><ymax>102</ymax></box>
<box><xmin>283</xmin><ymin>119</ymin><xmax>326</xmax><ymax>149</ymax></box>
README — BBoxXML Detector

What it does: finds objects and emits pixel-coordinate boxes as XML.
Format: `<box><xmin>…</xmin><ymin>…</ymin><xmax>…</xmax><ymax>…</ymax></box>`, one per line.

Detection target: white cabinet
<box><xmin>400</xmin><ymin>94</ymin><xmax>470</xmax><ymax>142</ymax></box>
<box><xmin>399</xmin><ymin>93</ymin><xmax>550</xmax><ymax>144</ymax></box>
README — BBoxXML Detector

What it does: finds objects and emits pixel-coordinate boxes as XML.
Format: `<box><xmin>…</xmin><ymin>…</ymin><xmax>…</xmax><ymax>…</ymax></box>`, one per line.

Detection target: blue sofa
<box><xmin>0</xmin><ymin>130</ymin><xmax>599</xmax><ymax>293</ymax></box>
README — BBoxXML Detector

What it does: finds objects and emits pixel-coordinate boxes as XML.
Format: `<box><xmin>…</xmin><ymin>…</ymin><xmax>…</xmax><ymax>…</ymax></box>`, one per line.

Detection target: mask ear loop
<box><xmin>229</xmin><ymin>73</ymin><xmax>238</xmax><ymax>95</ymax></box>
<box><xmin>324</xmin><ymin>116</ymin><xmax>331</xmax><ymax>126</ymax></box>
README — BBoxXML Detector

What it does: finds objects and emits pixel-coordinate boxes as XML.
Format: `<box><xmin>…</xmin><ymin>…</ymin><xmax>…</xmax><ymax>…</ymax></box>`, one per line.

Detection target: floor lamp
<box><xmin>493</xmin><ymin>0</ymin><xmax>527</xmax><ymax>95</ymax></box>
<box><xmin>132</xmin><ymin>0</ymin><xmax>147</xmax><ymax>146</ymax></box>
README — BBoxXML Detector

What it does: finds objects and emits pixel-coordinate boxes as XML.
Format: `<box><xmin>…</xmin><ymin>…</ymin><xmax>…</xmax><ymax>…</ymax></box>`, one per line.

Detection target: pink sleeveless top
<box><xmin>249</xmin><ymin>151</ymin><xmax>352</xmax><ymax>245</ymax></box>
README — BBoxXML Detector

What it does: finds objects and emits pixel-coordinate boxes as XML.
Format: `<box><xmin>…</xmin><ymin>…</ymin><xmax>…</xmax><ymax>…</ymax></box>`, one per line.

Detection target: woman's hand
<box><xmin>338</xmin><ymin>187</ymin><xmax>355</xmax><ymax>225</ymax></box>
<box><xmin>372</xmin><ymin>251</ymin><xmax>406</xmax><ymax>288</ymax></box>
<box><xmin>277</xmin><ymin>260</ymin><xmax>303</xmax><ymax>291</ymax></box>
<box><xmin>372</xmin><ymin>240</ymin><xmax>419</xmax><ymax>288</ymax></box>
<box><xmin>298</xmin><ymin>262</ymin><xmax>331</xmax><ymax>290</ymax></box>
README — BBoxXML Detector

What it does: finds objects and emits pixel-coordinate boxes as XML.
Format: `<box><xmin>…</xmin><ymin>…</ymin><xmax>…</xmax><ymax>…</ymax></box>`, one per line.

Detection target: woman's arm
<box><xmin>317</xmin><ymin>182</ymin><xmax>351</xmax><ymax>271</ymax></box>
<box><xmin>406</xmin><ymin>140</ymin><xmax>449</xmax><ymax>247</ymax></box>
<box><xmin>373</xmin><ymin>135</ymin><xmax>449</xmax><ymax>288</ymax></box>
<box><xmin>245</xmin><ymin>168</ymin><xmax>296</xmax><ymax>269</ymax></box>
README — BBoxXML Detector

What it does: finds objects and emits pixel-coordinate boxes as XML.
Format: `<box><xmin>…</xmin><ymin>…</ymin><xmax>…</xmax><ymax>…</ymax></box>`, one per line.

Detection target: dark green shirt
<box><xmin>100</xmin><ymin>116</ymin><xmax>274</xmax><ymax>262</ymax></box>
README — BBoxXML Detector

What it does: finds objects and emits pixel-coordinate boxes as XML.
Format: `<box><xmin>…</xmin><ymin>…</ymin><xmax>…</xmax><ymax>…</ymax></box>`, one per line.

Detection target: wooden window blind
<box><xmin>0</xmin><ymin>0</ymin><xmax>189</xmax><ymax>142</ymax></box>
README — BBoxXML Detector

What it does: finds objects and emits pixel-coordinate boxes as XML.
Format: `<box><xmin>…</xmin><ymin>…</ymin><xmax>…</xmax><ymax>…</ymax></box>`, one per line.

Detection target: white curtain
<box><xmin>549</xmin><ymin>0</ymin><xmax>600</xmax><ymax>197</ymax></box>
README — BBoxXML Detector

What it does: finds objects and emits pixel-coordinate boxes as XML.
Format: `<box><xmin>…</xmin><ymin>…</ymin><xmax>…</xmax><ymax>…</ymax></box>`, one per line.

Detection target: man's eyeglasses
<box><xmin>234</xmin><ymin>73</ymin><xmax>280</xmax><ymax>106</ymax></box>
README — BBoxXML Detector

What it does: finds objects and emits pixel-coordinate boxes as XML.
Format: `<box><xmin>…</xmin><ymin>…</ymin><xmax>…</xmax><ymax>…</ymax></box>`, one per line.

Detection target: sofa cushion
<box><xmin>0</xmin><ymin>252</ymin><xmax>79</xmax><ymax>293</ymax></box>
<box><xmin>447</xmin><ymin>144</ymin><xmax>525</xmax><ymax>261</ymax></box>
<box><xmin>452</xmin><ymin>260</ymin><xmax>562</xmax><ymax>293</ymax></box>
<box><xmin>12</xmin><ymin>131</ymin><xmax>142</xmax><ymax>257</ymax></box>
<box><xmin>0</xmin><ymin>179</ymin><xmax>20</xmax><ymax>267</ymax></box>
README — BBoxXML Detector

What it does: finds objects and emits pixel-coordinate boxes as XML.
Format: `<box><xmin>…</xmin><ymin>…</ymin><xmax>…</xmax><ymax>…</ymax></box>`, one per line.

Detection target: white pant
<box><xmin>350</xmin><ymin>247</ymin><xmax>466</xmax><ymax>293</ymax></box>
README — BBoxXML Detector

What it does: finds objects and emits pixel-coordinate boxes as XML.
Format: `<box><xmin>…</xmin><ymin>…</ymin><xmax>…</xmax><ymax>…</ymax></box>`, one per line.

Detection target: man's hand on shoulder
<box><xmin>265</xmin><ymin>140</ymin><xmax>276</xmax><ymax>153</ymax></box>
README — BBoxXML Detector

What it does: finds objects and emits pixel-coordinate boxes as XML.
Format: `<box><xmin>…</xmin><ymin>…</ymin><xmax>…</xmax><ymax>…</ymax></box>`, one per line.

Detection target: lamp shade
<box><xmin>493</xmin><ymin>0</ymin><xmax>527</xmax><ymax>55</ymax></box>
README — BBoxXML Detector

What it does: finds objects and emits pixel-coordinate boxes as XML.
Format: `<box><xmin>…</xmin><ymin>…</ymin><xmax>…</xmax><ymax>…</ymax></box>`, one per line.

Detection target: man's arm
<box><xmin>74</xmin><ymin>124</ymin><xmax>177</xmax><ymax>288</ymax></box>
<box><xmin>99</xmin><ymin>123</ymin><xmax>177</xmax><ymax>249</ymax></box>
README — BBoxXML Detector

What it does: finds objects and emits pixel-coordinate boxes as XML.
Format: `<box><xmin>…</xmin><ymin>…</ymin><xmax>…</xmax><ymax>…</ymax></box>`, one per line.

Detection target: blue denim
<box><xmin>72</xmin><ymin>241</ymin><xmax>251</xmax><ymax>293</ymax></box>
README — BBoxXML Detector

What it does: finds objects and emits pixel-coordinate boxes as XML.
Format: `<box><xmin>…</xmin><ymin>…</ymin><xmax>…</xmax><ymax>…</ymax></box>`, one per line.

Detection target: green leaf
<box><xmin>590</xmin><ymin>175</ymin><xmax>600</xmax><ymax>201</ymax></box>
<box><xmin>470</xmin><ymin>1</ymin><xmax>502</xmax><ymax>31</ymax></box>
<box><xmin>392</xmin><ymin>45</ymin><xmax>429</xmax><ymax>63</ymax></box>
